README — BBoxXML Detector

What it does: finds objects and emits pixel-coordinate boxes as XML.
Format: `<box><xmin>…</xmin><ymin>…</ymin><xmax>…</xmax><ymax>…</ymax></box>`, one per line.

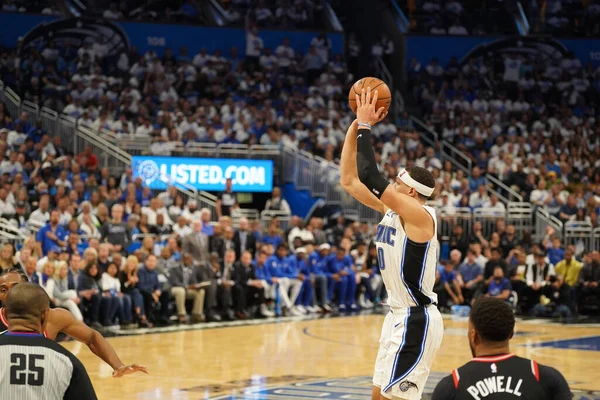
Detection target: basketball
<box><xmin>348</xmin><ymin>77</ymin><xmax>392</xmax><ymax>114</ymax></box>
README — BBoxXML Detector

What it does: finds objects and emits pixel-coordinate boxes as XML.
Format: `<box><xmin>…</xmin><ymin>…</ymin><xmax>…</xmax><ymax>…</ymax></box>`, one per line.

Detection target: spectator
<box><xmin>327</xmin><ymin>247</ymin><xmax>358</xmax><ymax>312</ymax></box>
<box><xmin>101</xmin><ymin>262</ymin><xmax>134</xmax><ymax>328</ymax></box>
<box><xmin>436</xmin><ymin>261</ymin><xmax>463</xmax><ymax>309</ymax></box>
<box><xmin>138</xmin><ymin>254</ymin><xmax>171</xmax><ymax>326</ymax></box>
<box><xmin>532</xmin><ymin>275</ymin><xmax>574</xmax><ymax>319</ymax></box>
<box><xmin>181</xmin><ymin>219</ymin><xmax>210</xmax><ymax>263</ymax></box>
<box><xmin>119</xmin><ymin>255</ymin><xmax>151</xmax><ymax>328</ymax></box>
<box><xmin>575</xmin><ymin>252</ymin><xmax>600</xmax><ymax>313</ymax></box>
<box><xmin>77</xmin><ymin>262</ymin><xmax>103</xmax><ymax>330</ymax></box>
<box><xmin>219</xmin><ymin>250</ymin><xmax>245</xmax><ymax>320</ymax></box>
<box><xmin>287</xmin><ymin>247</ymin><xmax>314</xmax><ymax>314</ymax></box>
<box><xmin>216</xmin><ymin>178</ymin><xmax>236</xmax><ymax>218</ymax></box>
<box><xmin>524</xmin><ymin>250</ymin><xmax>556</xmax><ymax>311</ymax></box>
<box><xmin>264</xmin><ymin>187</ymin><xmax>291</xmax><ymax>214</ymax></box>
<box><xmin>233</xmin><ymin>217</ymin><xmax>257</xmax><ymax>259</ymax></box>
<box><xmin>233</xmin><ymin>250</ymin><xmax>273</xmax><ymax>318</ymax></box>
<box><xmin>100</xmin><ymin>204</ymin><xmax>131</xmax><ymax>254</ymax></box>
<box><xmin>169</xmin><ymin>252</ymin><xmax>208</xmax><ymax>324</ymax></box>
<box><xmin>266</xmin><ymin>244</ymin><xmax>303</xmax><ymax>316</ymax></box>
<box><xmin>52</xmin><ymin>261</ymin><xmax>83</xmax><ymax>321</ymax></box>
<box><xmin>484</xmin><ymin>248</ymin><xmax>508</xmax><ymax>285</ymax></box>
<box><xmin>457</xmin><ymin>250</ymin><xmax>483</xmax><ymax>304</ymax></box>
<box><xmin>485</xmin><ymin>266</ymin><xmax>512</xmax><ymax>304</ymax></box>
<box><xmin>36</xmin><ymin>210</ymin><xmax>67</xmax><ymax>256</ymax></box>
<box><xmin>554</xmin><ymin>249</ymin><xmax>583</xmax><ymax>287</ymax></box>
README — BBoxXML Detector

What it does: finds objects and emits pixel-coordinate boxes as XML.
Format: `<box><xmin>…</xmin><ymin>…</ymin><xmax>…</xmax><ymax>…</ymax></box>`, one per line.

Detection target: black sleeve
<box><xmin>431</xmin><ymin>375</ymin><xmax>457</xmax><ymax>400</ymax></box>
<box><xmin>539</xmin><ymin>364</ymin><xmax>572</xmax><ymax>400</ymax></box>
<box><xmin>356</xmin><ymin>128</ymin><xmax>390</xmax><ymax>199</ymax></box>
<box><xmin>63</xmin><ymin>355</ymin><xmax>98</xmax><ymax>400</ymax></box>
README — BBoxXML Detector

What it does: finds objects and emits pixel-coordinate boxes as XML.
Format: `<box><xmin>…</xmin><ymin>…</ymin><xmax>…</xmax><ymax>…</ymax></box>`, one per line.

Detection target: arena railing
<box><xmin>3</xmin><ymin>85</ymin><xmax>20</xmax><ymax>120</ymax></box>
<box><xmin>486</xmin><ymin>174</ymin><xmax>524</xmax><ymax>203</ymax></box>
<box><xmin>594</xmin><ymin>227</ymin><xmax>600</xmax><ymax>253</ymax></box>
<box><xmin>0</xmin><ymin>218</ymin><xmax>28</xmax><ymax>244</ymax></box>
<box><xmin>564</xmin><ymin>221</ymin><xmax>595</xmax><ymax>254</ymax></box>
<box><xmin>534</xmin><ymin>207</ymin><xmax>564</xmax><ymax>242</ymax></box>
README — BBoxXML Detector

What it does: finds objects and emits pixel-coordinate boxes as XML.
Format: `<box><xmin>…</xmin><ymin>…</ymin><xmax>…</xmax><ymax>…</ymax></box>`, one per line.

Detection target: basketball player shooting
<box><xmin>340</xmin><ymin>87</ymin><xmax>444</xmax><ymax>400</ymax></box>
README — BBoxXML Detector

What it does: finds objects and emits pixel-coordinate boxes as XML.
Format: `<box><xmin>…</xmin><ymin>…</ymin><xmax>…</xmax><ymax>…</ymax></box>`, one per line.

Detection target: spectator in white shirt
<box><xmin>483</xmin><ymin>194</ymin><xmax>506</xmax><ymax>214</ymax></box>
<box><xmin>529</xmin><ymin>179</ymin><xmax>550</xmax><ymax>206</ymax></box>
<box><xmin>28</xmin><ymin>194</ymin><xmax>51</xmax><ymax>225</ymax></box>
<box><xmin>469</xmin><ymin>185</ymin><xmax>490</xmax><ymax>209</ymax></box>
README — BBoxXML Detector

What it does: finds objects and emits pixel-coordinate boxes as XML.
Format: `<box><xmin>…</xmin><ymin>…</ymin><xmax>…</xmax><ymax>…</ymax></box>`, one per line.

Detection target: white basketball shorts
<box><xmin>373</xmin><ymin>305</ymin><xmax>444</xmax><ymax>399</ymax></box>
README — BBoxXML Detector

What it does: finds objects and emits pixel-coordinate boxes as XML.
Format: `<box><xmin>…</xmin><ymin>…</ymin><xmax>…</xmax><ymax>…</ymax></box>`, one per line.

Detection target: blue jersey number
<box><xmin>377</xmin><ymin>247</ymin><xmax>386</xmax><ymax>271</ymax></box>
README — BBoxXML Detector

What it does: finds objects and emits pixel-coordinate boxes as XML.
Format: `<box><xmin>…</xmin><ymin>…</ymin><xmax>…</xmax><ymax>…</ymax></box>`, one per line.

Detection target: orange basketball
<box><xmin>348</xmin><ymin>77</ymin><xmax>392</xmax><ymax>114</ymax></box>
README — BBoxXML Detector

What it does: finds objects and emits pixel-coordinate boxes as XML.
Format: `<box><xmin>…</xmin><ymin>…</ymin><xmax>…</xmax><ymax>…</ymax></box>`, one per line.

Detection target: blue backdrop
<box><xmin>0</xmin><ymin>12</ymin><xmax>343</xmax><ymax>56</ymax></box>
<box><xmin>132</xmin><ymin>156</ymin><xmax>274</xmax><ymax>192</ymax></box>
<box><xmin>406</xmin><ymin>35</ymin><xmax>600</xmax><ymax>67</ymax></box>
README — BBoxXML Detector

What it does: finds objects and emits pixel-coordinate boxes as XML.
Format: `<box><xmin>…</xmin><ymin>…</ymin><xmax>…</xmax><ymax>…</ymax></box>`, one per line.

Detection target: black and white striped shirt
<box><xmin>0</xmin><ymin>332</ymin><xmax>97</xmax><ymax>400</ymax></box>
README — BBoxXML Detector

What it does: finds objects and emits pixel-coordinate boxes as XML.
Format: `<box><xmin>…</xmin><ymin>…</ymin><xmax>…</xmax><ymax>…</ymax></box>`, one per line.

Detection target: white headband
<box><xmin>397</xmin><ymin>169</ymin><xmax>434</xmax><ymax>197</ymax></box>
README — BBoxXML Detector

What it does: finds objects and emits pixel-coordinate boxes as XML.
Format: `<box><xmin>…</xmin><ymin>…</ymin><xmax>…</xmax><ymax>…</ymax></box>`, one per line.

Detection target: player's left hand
<box><xmin>355</xmin><ymin>87</ymin><xmax>387</xmax><ymax>126</ymax></box>
<box><xmin>112</xmin><ymin>364</ymin><xmax>149</xmax><ymax>378</ymax></box>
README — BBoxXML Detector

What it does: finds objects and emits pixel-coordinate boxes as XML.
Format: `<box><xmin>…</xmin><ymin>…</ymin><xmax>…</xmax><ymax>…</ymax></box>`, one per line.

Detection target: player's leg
<box><xmin>373</xmin><ymin>311</ymin><xmax>394</xmax><ymax>400</ymax></box>
<box><xmin>383</xmin><ymin>306</ymin><xmax>444</xmax><ymax>400</ymax></box>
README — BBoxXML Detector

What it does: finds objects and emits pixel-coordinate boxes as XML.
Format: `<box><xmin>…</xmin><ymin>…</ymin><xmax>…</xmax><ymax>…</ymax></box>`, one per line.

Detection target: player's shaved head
<box><xmin>5</xmin><ymin>283</ymin><xmax>50</xmax><ymax>325</ymax></box>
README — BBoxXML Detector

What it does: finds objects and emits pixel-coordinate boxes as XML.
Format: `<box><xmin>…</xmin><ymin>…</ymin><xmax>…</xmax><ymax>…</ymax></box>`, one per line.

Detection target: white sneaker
<box><xmin>315</xmin><ymin>305</ymin><xmax>324</xmax><ymax>313</ymax></box>
<box><xmin>322</xmin><ymin>304</ymin><xmax>333</xmax><ymax>313</ymax></box>
<box><xmin>306</xmin><ymin>305</ymin><xmax>318</xmax><ymax>313</ymax></box>
<box><xmin>364</xmin><ymin>299</ymin><xmax>374</xmax><ymax>309</ymax></box>
<box><xmin>296</xmin><ymin>305</ymin><xmax>307</xmax><ymax>314</ymax></box>
<box><xmin>290</xmin><ymin>307</ymin><xmax>304</xmax><ymax>316</ymax></box>
<box><xmin>260</xmin><ymin>304</ymin><xmax>275</xmax><ymax>317</ymax></box>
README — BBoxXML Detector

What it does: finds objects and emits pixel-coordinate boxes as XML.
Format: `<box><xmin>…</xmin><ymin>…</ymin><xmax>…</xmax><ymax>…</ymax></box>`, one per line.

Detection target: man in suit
<box><xmin>232</xmin><ymin>251</ymin><xmax>274</xmax><ymax>318</ymax></box>
<box><xmin>213</xmin><ymin>226</ymin><xmax>235</xmax><ymax>260</ymax></box>
<box><xmin>221</xmin><ymin>250</ymin><xmax>245</xmax><ymax>319</ymax></box>
<box><xmin>169</xmin><ymin>252</ymin><xmax>209</xmax><ymax>324</ymax></box>
<box><xmin>233</xmin><ymin>217</ymin><xmax>257</xmax><ymax>259</ymax></box>
<box><xmin>181</xmin><ymin>219</ymin><xmax>209</xmax><ymax>263</ymax></box>
<box><xmin>524</xmin><ymin>250</ymin><xmax>556</xmax><ymax>312</ymax></box>
<box><xmin>197</xmin><ymin>252</ymin><xmax>236</xmax><ymax>321</ymax></box>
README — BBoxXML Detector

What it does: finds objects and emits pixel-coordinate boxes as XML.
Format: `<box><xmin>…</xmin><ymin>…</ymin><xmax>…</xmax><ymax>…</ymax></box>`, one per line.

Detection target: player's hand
<box><xmin>355</xmin><ymin>87</ymin><xmax>387</xmax><ymax>126</ymax></box>
<box><xmin>112</xmin><ymin>364</ymin><xmax>148</xmax><ymax>378</ymax></box>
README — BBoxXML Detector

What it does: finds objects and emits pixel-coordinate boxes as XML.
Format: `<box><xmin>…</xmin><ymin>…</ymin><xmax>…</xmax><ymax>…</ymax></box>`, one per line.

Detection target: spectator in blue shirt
<box><xmin>327</xmin><ymin>247</ymin><xmax>358</xmax><ymax>311</ymax></box>
<box><xmin>262</xmin><ymin>224</ymin><xmax>284</xmax><ymax>248</ymax></box>
<box><xmin>457</xmin><ymin>250</ymin><xmax>483</xmax><ymax>304</ymax></box>
<box><xmin>265</xmin><ymin>244</ymin><xmax>303</xmax><ymax>316</ymax></box>
<box><xmin>468</xmin><ymin>167</ymin><xmax>487</xmax><ymax>192</ymax></box>
<box><xmin>287</xmin><ymin>247</ymin><xmax>315</xmax><ymax>314</ymax></box>
<box><xmin>558</xmin><ymin>195</ymin><xmax>578</xmax><ymax>222</ymax></box>
<box><xmin>547</xmin><ymin>238</ymin><xmax>565</xmax><ymax>266</ymax></box>
<box><xmin>435</xmin><ymin>261</ymin><xmax>464</xmax><ymax>309</ymax></box>
<box><xmin>137</xmin><ymin>255</ymin><xmax>171</xmax><ymax>325</ymax></box>
<box><xmin>308</xmin><ymin>243</ymin><xmax>333</xmax><ymax>312</ymax></box>
<box><xmin>486</xmin><ymin>266</ymin><xmax>512</xmax><ymax>303</ymax></box>
<box><xmin>36</xmin><ymin>210</ymin><xmax>67</xmax><ymax>256</ymax></box>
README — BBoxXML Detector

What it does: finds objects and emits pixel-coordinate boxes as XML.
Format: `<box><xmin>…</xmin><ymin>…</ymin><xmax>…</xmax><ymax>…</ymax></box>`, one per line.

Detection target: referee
<box><xmin>432</xmin><ymin>297</ymin><xmax>572</xmax><ymax>400</ymax></box>
<box><xmin>0</xmin><ymin>283</ymin><xmax>97</xmax><ymax>400</ymax></box>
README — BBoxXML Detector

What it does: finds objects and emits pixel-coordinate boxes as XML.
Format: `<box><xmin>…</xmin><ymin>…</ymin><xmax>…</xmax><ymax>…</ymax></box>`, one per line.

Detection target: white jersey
<box><xmin>375</xmin><ymin>205</ymin><xmax>439</xmax><ymax>309</ymax></box>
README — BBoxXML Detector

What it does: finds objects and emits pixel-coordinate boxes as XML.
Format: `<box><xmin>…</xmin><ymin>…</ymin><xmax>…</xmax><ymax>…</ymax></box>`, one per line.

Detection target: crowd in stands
<box><xmin>409</xmin><ymin>46</ymin><xmax>600</xmax><ymax>228</ymax></box>
<box><xmin>220</xmin><ymin>0</ymin><xmax>326</xmax><ymax>29</ymax></box>
<box><xmin>436</xmin><ymin>221</ymin><xmax>600</xmax><ymax>318</ymax></box>
<box><xmin>526</xmin><ymin>0</ymin><xmax>600</xmax><ymax>37</ymax></box>
<box><xmin>396</xmin><ymin>0</ymin><xmax>516</xmax><ymax>36</ymax></box>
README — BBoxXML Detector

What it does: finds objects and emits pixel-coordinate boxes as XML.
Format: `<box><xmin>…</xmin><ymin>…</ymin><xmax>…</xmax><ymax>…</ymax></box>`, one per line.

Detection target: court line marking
<box><xmin>301</xmin><ymin>326</ymin><xmax>380</xmax><ymax>349</ymax></box>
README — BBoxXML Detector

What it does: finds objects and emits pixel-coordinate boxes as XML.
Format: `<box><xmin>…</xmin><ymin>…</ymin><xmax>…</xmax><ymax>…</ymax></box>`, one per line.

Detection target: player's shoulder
<box><xmin>432</xmin><ymin>374</ymin><xmax>457</xmax><ymax>400</ymax></box>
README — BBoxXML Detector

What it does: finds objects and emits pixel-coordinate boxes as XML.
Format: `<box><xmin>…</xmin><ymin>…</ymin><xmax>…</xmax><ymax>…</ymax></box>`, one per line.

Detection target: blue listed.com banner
<box><xmin>132</xmin><ymin>156</ymin><xmax>274</xmax><ymax>192</ymax></box>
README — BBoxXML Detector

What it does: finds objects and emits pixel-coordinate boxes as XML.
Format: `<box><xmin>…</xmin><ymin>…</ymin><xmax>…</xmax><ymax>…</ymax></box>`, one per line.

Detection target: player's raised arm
<box><xmin>339</xmin><ymin>119</ymin><xmax>386</xmax><ymax>214</ymax></box>
<box><xmin>354</xmin><ymin>87</ymin><xmax>432</xmax><ymax>228</ymax></box>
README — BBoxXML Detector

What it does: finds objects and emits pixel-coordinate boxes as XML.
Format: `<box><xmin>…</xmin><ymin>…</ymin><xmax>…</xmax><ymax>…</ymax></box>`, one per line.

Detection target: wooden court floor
<box><xmin>62</xmin><ymin>314</ymin><xmax>600</xmax><ymax>400</ymax></box>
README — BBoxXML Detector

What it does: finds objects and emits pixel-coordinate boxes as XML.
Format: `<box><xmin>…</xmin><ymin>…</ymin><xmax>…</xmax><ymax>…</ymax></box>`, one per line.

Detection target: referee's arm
<box><xmin>63</xmin><ymin>356</ymin><xmax>98</xmax><ymax>400</ymax></box>
<box><xmin>431</xmin><ymin>375</ymin><xmax>456</xmax><ymax>400</ymax></box>
<box><xmin>539</xmin><ymin>364</ymin><xmax>573</xmax><ymax>400</ymax></box>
